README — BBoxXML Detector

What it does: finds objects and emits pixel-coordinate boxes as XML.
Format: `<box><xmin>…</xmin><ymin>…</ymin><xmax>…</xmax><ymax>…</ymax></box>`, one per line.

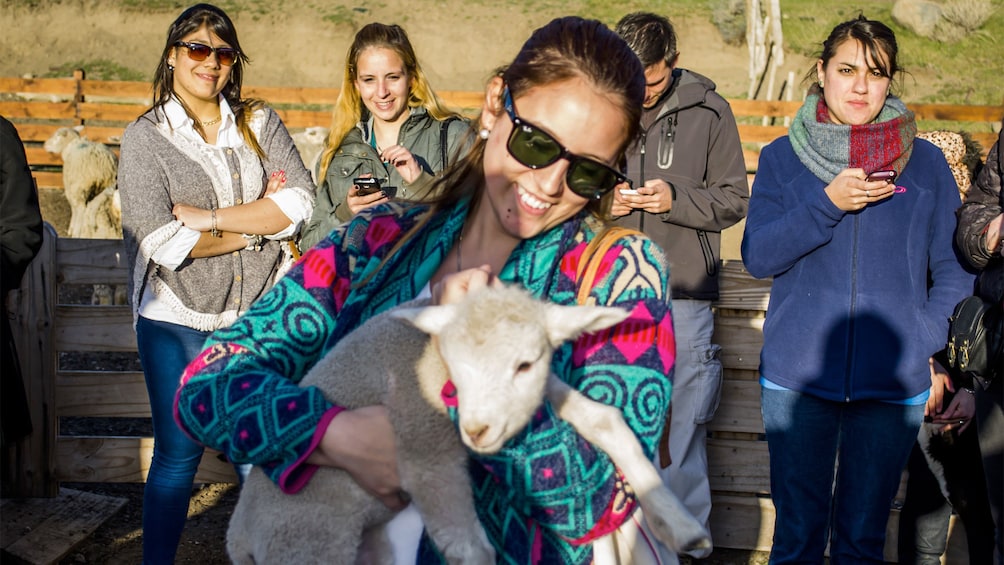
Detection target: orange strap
<box><xmin>575</xmin><ymin>226</ymin><xmax>642</xmax><ymax>305</ymax></box>
<box><xmin>575</xmin><ymin>225</ymin><xmax>674</xmax><ymax>469</ymax></box>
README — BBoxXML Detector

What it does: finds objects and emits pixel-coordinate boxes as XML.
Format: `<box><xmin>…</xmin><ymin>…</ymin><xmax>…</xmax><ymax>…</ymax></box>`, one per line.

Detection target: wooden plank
<box><xmin>13</xmin><ymin>124</ymin><xmax>125</xmax><ymax>145</ymax></box>
<box><xmin>0</xmin><ymin>100</ymin><xmax>77</xmax><ymax>120</ymax></box>
<box><xmin>708</xmin><ymin>437</ymin><xmax>769</xmax><ymax>494</ymax></box>
<box><xmin>56</xmin><ymin>238</ymin><xmax>129</xmax><ymax>285</ymax></box>
<box><xmin>709</xmin><ymin>379</ymin><xmax>764</xmax><ymax>435</ymax></box>
<box><xmin>25</xmin><ymin>146</ymin><xmax>62</xmax><ymax>166</ymax></box>
<box><xmin>1</xmin><ymin>488</ymin><xmax>127</xmax><ymax>564</ymax></box>
<box><xmin>737</xmin><ymin>124</ymin><xmax>787</xmax><ymax>143</ymax></box>
<box><xmin>0</xmin><ymin>76</ymin><xmax>77</xmax><ymax>96</ymax></box>
<box><xmin>712</xmin><ymin>315</ymin><xmax>764</xmax><ymax>371</ymax></box>
<box><xmin>80</xmin><ymin>79</ymin><xmax>150</xmax><ymax>100</ymax></box>
<box><xmin>76</xmin><ymin>101</ymin><xmax>145</xmax><ymax>123</ymax></box>
<box><xmin>708</xmin><ymin>494</ymin><xmax>775</xmax><ymax>551</ymax></box>
<box><xmin>56</xmin><ymin>372</ymin><xmax>149</xmax><ymax>418</ymax></box>
<box><xmin>54</xmin><ymin>305</ymin><xmax>136</xmax><ymax>352</ymax></box>
<box><xmin>32</xmin><ymin>171</ymin><xmax>63</xmax><ymax>191</ymax></box>
<box><xmin>729</xmin><ymin>99</ymin><xmax>801</xmax><ymax>118</ymax></box>
<box><xmin>271</xmin><ymin>108</ymin><xmax>332</xmax><ymax>129</ymax></box>
<box><xmin>909</xmin><ymin>103</ymin><xmax>1003</xmax><ymax>122</ymax></box>
<box><xmin>245</xmin><ymin>84</ymin><xmax>340</xmax><ymax>104</ymax></box>
<box><xmin>715</xmin><ymin>260</ymin><xmax>771</xmax><ymax>311</ymax></box>
<box><xmin>55</xmin><ymin>437</ymin><xmax>238</xmax><ymax>483</ymax></box>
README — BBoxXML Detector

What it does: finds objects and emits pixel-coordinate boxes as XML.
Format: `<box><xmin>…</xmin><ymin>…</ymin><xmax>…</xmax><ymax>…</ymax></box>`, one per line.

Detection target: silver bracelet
<box><xmin>242</xmin><ymin>233</ymin><xmax>264</xmax><ymax>251</ymax></box>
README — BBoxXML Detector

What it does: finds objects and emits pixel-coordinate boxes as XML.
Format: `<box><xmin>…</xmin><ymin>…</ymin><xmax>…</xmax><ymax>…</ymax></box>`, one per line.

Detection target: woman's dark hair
<box><xmin>148</xmin><ymin>3</ymin><xmax>264</xmax><ymax>155</ymax></box>
<box><xmin>434</xmin><ymin>16</ymin><xmax>645</xmax><ymax>219</ymax></box>
<box><xmin>808</xmin><ymin>15</ymin><xmax>902</xmax><ymax>92</ymax></box>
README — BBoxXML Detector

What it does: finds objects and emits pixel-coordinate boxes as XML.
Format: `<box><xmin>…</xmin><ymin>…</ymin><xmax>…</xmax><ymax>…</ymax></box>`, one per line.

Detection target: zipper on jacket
<box><xmin>698</xmin><ymin>230</ymin><xmax>718</xmax><ymax>276</ymax></box>
<box><xmin>638</xmin><ymin>131</ymin><xmax>647</xmax><ymax>232</ymax></box>
<box><xmin>657</xmin><ymin>114</ymin><xmax>677</xmax><ymax>169</ymax></box>
<box><xmin>844</xmin><ymin>216</ymin><xmax>861</xmax><ymax>402</ymax></box>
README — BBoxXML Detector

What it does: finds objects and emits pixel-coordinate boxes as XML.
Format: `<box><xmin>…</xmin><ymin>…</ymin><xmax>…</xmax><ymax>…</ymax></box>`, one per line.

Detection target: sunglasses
<box><xmin>502</xmin><ymin>86</ymin><xmax>626</xmax><ymax>200</ymax></box>
<box><xmin>174</xmin><ymin>41</ymin><xmax>238</xmax><ymax>67</ymax></box>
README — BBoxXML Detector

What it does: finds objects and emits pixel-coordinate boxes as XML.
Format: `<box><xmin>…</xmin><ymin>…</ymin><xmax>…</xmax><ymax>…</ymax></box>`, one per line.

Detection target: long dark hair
<box><xmin>147</xmin><ymin>3</ymin><xmax>264</xmax><ymax>156</ymax></box>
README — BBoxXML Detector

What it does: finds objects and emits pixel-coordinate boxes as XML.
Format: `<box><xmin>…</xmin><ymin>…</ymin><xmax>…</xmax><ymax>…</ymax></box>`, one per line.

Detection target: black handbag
<box><xmin>946</xmin><ymin>294</ymin><xmax>1004</xmax><ymax>388</ymax></box>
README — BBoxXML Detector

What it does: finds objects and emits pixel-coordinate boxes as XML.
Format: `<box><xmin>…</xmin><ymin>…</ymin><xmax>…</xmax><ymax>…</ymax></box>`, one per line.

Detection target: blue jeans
<box><xmin>136</xmin><ymin>316</ymin><xmax>211</xmax><ymax>565</ymax></box>
<box><xmin>761</xmin><ymin>386</ymin><xmax>924</xmax><ymax>564</ymax></box>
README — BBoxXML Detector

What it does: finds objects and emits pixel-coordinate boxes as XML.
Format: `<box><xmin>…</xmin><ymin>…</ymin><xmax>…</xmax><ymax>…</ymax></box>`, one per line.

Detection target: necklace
<box><xmin>201</xmin><ymin>115</ymin><xmax>222</xmax><ymax>127</ymax></box>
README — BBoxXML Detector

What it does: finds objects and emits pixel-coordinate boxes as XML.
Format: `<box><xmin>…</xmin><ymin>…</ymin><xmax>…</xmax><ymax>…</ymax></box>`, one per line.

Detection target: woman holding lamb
<box><xmin>117</xmin><ymin>4</ymin><xmax>314</xmax><ymax>564</ymax></box>
<box><xmin>176</xmin><ymin>16</ymin><xmax>675</xmax><ymax>564</ymax></box>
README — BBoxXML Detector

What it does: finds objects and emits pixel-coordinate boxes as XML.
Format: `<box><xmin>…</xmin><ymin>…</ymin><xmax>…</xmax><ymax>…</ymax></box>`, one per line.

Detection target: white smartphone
<box><xmin>619</xmin><ymin>188</ymin><xmax>639</xmax><ymax>195</ymax></box>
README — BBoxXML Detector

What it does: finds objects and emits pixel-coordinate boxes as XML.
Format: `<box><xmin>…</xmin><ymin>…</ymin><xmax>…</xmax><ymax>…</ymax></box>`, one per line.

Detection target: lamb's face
<box><xmin>438</xmin><ymin>320</ymin><xmax>553</xmax><ymax>454</ymax></box>
<box><xmin>397</xmin><ymin>285</ymin><xmax>632</xmax><ymax>455</ymax></box>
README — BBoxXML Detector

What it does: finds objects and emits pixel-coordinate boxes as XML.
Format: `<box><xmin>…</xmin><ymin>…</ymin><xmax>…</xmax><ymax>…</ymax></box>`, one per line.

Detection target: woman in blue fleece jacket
<box><xmin>741</xmin><ymin>16</ymin><xmax>973</xmax><ymax>564</ymax></box>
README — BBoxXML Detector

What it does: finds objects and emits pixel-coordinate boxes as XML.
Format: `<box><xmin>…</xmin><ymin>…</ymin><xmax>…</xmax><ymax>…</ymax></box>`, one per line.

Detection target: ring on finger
<box><xmin>865</xmin><ymin>189</ymin><xmax>871</xmax><ymax>197</ymax></box>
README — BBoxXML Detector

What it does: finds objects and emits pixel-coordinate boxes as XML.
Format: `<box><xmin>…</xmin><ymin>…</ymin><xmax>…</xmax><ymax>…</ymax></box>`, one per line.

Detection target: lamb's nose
<box><xmin>464</xmin><ymin>424</ymin><xmax>489</xmax><ymax>445</ymax></box>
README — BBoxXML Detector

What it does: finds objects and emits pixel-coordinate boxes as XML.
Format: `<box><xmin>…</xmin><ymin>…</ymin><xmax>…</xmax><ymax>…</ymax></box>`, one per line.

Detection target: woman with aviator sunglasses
<box><xmin>176</xmin><ymin>16</ymin><xmax>680</xmax><ymax>564</ymax></box>
<box><xmin>298</xmin><ymin>22</ymin><xmax>471</xmax><ymax>252</ymax></box>
<box><xmin>117</xmin><ymin>4</ymin><xmax>314</xmax><ymax>564</ymax></box>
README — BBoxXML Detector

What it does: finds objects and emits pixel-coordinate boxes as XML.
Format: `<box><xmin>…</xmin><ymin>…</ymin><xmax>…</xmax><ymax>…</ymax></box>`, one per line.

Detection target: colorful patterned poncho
<box><xmin>175</xmin><ymin>198</ymin><xmax>675</xmax><ymax>564</ymax></box>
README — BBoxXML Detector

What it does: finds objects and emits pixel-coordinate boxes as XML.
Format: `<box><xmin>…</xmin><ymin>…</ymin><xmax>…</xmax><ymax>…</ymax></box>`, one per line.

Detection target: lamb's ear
<box><xmin>391</xmin><ymin>304</ymin><xmax>458</xmax><ymax>337</ymax></box>
<box><xmin>543</xmin><ymin>304</ymin><xmax>631</xmax><ymax>344</ymax></box>
<box><xmin>73</xmin><ymin>124</ymin><xmax>85</xmax><ymax>134</ymax></box>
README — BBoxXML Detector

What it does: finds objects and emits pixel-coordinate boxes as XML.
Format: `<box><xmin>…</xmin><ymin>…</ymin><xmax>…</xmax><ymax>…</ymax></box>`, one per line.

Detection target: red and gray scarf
<box><xmin>789</xmin><ymin>84</ymin><xmax>916</xmax><ymax>183</ymax></box>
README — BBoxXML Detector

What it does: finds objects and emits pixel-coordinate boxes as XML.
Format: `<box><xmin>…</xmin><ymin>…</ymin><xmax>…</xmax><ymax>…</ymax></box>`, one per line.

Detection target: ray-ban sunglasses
<box><xmin>502</xmin><ymin>86</ymin><xmax>627</xmax><ymax>200</ymax></box>
<box><xmin>174</xmin><ymin>41</ymin><xmax>238</xmax><ymax>67</ymax></box>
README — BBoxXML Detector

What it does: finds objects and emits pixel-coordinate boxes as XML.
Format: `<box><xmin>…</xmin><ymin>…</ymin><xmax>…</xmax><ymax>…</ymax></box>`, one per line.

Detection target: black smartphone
<box><xmin>866</xmin><ymin>170</ymin><xmax>896</xmax><ymax>183</ymax></box>
<box><xmin>353</xmin><ymin>177</ymin><xmax>382</xmax><ymax>196</ymax></box>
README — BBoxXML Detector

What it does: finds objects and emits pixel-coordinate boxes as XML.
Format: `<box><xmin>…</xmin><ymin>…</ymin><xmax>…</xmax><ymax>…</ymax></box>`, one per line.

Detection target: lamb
<box><xmin>290</xmin><ymin>126</ymin><xmax>328</xmax><ymax>182</ymax></box>
<box><xmin>227</xmin><ymin>285</ymin><xmax>711</xmax><ymax>564</ymax></box>
<box><xmin>43</xmin><ymin>126</ymin><xmax>118</xmax><ymax>238</ymax></box>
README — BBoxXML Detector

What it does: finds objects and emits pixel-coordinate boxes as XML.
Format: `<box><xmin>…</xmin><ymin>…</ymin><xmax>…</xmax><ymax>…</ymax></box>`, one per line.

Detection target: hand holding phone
<box><xmin>353</xmin><ymin>177</ymin><xmax>383</xmax><ymax>196</ymax></box>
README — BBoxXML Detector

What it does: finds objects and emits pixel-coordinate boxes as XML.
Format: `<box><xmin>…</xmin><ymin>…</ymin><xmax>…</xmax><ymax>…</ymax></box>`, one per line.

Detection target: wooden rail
<box><xmin>4</xmin><ymin>226</ymin><xmax>972</xmax><ymax>560</ymax></box>
<box><xmin>2</xmin><ymin>71</ymin><xmax>1000</xmax><ymax>192</ymax></box>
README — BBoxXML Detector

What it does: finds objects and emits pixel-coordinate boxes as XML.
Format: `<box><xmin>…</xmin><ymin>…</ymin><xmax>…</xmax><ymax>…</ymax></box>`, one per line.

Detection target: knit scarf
<box><xmin>789</xmin><ymin>84</ymin><xmax>916</xmax><ymax>183</ymax></box>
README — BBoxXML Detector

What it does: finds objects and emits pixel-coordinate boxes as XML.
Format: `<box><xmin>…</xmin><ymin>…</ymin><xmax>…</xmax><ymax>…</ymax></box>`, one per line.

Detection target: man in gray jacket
<box><xmin>613</xmin><ymin>12</ymin><xmax>749</xmax><ymax>562</ymax></box>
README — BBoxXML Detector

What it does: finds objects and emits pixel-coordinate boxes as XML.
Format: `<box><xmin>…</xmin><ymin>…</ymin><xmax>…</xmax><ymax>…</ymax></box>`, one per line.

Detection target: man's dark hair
<box><xmin>615</xmin><ymin>12</ymin><xmax>678</xmax><ymax>68</ymax></box>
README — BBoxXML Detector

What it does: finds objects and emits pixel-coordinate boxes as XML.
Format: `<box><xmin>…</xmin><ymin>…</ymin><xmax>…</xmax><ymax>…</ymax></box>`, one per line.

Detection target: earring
<box><xmin>478</xmin><ymin>128</ymin><xmax>490</xmax><ymax>140</ymax></box>
<box><xmin>818</xmin><ymin>80</ymin><xmax>823</xmax><ymax>88</ymax></box>
<box><xmin>168</xmin><ymin>64</ymin><xmax>175</xmax><ymax>71</ymax></box>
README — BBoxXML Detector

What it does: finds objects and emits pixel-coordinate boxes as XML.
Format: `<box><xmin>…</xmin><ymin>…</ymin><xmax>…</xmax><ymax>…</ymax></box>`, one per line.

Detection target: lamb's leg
<box><xmin>392</xmin><ymin>410</ymin><xmax>495</xmax><ymax>564</ymax></box>
<box><xmin>545</xmin><ymin>375</ymin><xmax>712</xmax><ymax>554</ymax></box>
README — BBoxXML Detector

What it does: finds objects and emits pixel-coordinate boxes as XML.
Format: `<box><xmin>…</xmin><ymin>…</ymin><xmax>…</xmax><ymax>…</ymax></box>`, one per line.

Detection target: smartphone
<box><xmin>866</xmin><ymin>170</ymin><xmax>897</xmax><ymax>183</ymax></box>
<box><xmin>619</xmin><ymin>188</ymin><xmax>639</xmax><ymax>195</ymax></box>
<box><xmin>353</xmin><ymin>177</ymin><xmax>382</xmax><ymax>196</ymax></box>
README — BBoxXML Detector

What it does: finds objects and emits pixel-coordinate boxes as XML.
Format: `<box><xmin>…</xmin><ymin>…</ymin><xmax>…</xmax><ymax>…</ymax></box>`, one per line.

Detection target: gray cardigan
<box><xmin>119</xmin><ymin>106</ymin><xmax>314</xmax><ymax>330</ymax></box>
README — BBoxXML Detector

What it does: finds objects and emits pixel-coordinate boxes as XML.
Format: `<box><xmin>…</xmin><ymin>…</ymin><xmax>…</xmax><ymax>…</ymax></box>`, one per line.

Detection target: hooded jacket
<box><xmin>614</xmin><ymin>68</ymin><xmax>749</xmax><ymax>300</ymax></box>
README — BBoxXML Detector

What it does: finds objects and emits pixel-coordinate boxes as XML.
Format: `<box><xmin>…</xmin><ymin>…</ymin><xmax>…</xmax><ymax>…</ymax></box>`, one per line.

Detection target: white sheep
<box><xmin>43</xmin><ymin>126</ymin><xmax>118</xmax><ymax>238</ymax></box>
<box><xmin>290</xmin><ymin>126</ymin><xmax>328</xmax><ymax>183</ymax></box>
<box><xmin>227</xmin><ymin>285</ymin><xmax>711</xmax><ymax>564</ymax></box>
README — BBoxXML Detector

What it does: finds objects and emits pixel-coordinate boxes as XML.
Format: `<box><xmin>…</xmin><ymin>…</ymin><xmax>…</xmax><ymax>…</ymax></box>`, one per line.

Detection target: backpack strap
<box><xmin>575</xmin><ymin>226</ymin><xmax>642</xmax><ymax>305</ymax></box>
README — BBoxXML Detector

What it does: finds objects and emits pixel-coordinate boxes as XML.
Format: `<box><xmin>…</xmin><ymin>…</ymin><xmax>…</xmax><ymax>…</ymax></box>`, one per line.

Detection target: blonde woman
<box><xmin>299</xmin><ymin>23</ymin><xmax>471</xmax><ymax>251</ymax></box>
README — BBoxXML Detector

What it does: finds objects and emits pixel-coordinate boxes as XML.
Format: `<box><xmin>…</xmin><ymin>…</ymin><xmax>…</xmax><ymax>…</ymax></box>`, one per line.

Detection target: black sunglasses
<box><xmin>502</xmin><ymin>86</ymin><xmax>626</xmax><ymax>200</ymax></box>
<box><xmin>174</xmin><ymin>41</ymin><xmax>238</xmax><ymax>67</ymax></box>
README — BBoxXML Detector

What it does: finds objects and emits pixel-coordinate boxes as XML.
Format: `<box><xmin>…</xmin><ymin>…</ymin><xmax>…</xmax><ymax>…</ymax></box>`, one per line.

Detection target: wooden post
<box><xmin>2</xmin><ymin>224</ymin><xmax>59</xmax><ymax>497</ymax></box>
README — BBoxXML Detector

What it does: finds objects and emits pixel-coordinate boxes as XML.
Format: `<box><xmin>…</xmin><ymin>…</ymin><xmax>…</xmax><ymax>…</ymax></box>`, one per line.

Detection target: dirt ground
<box><xmin>3</xmin><ymin>2</ymin><xmax>782</xmax><ymax>563</ymax></box>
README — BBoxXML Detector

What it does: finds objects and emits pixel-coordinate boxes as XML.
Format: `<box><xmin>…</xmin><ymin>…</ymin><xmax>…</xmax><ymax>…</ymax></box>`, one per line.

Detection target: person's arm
<box><xmin>476</xmin><ymin>235</ymin><xmax>674</xmax><ymax>541</ymax></box>
<box><xmin>0</xmin><ymin>118</ymin><xmax>44</xmax><ymax>297</ymax></box>
<box><xmin>956</xmin><ymin>132</ymin><xmax>1003</xmax><ymax>269</ymax></box>
<box><xmin>657</xmin><ymin>105</ymin><xmax>750</xmax><ymax>231</ymax></box>
<box><xmin>740</xmin><ymin>142</ymin><xmax>846</xmax><ymax>278</ymax></box>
